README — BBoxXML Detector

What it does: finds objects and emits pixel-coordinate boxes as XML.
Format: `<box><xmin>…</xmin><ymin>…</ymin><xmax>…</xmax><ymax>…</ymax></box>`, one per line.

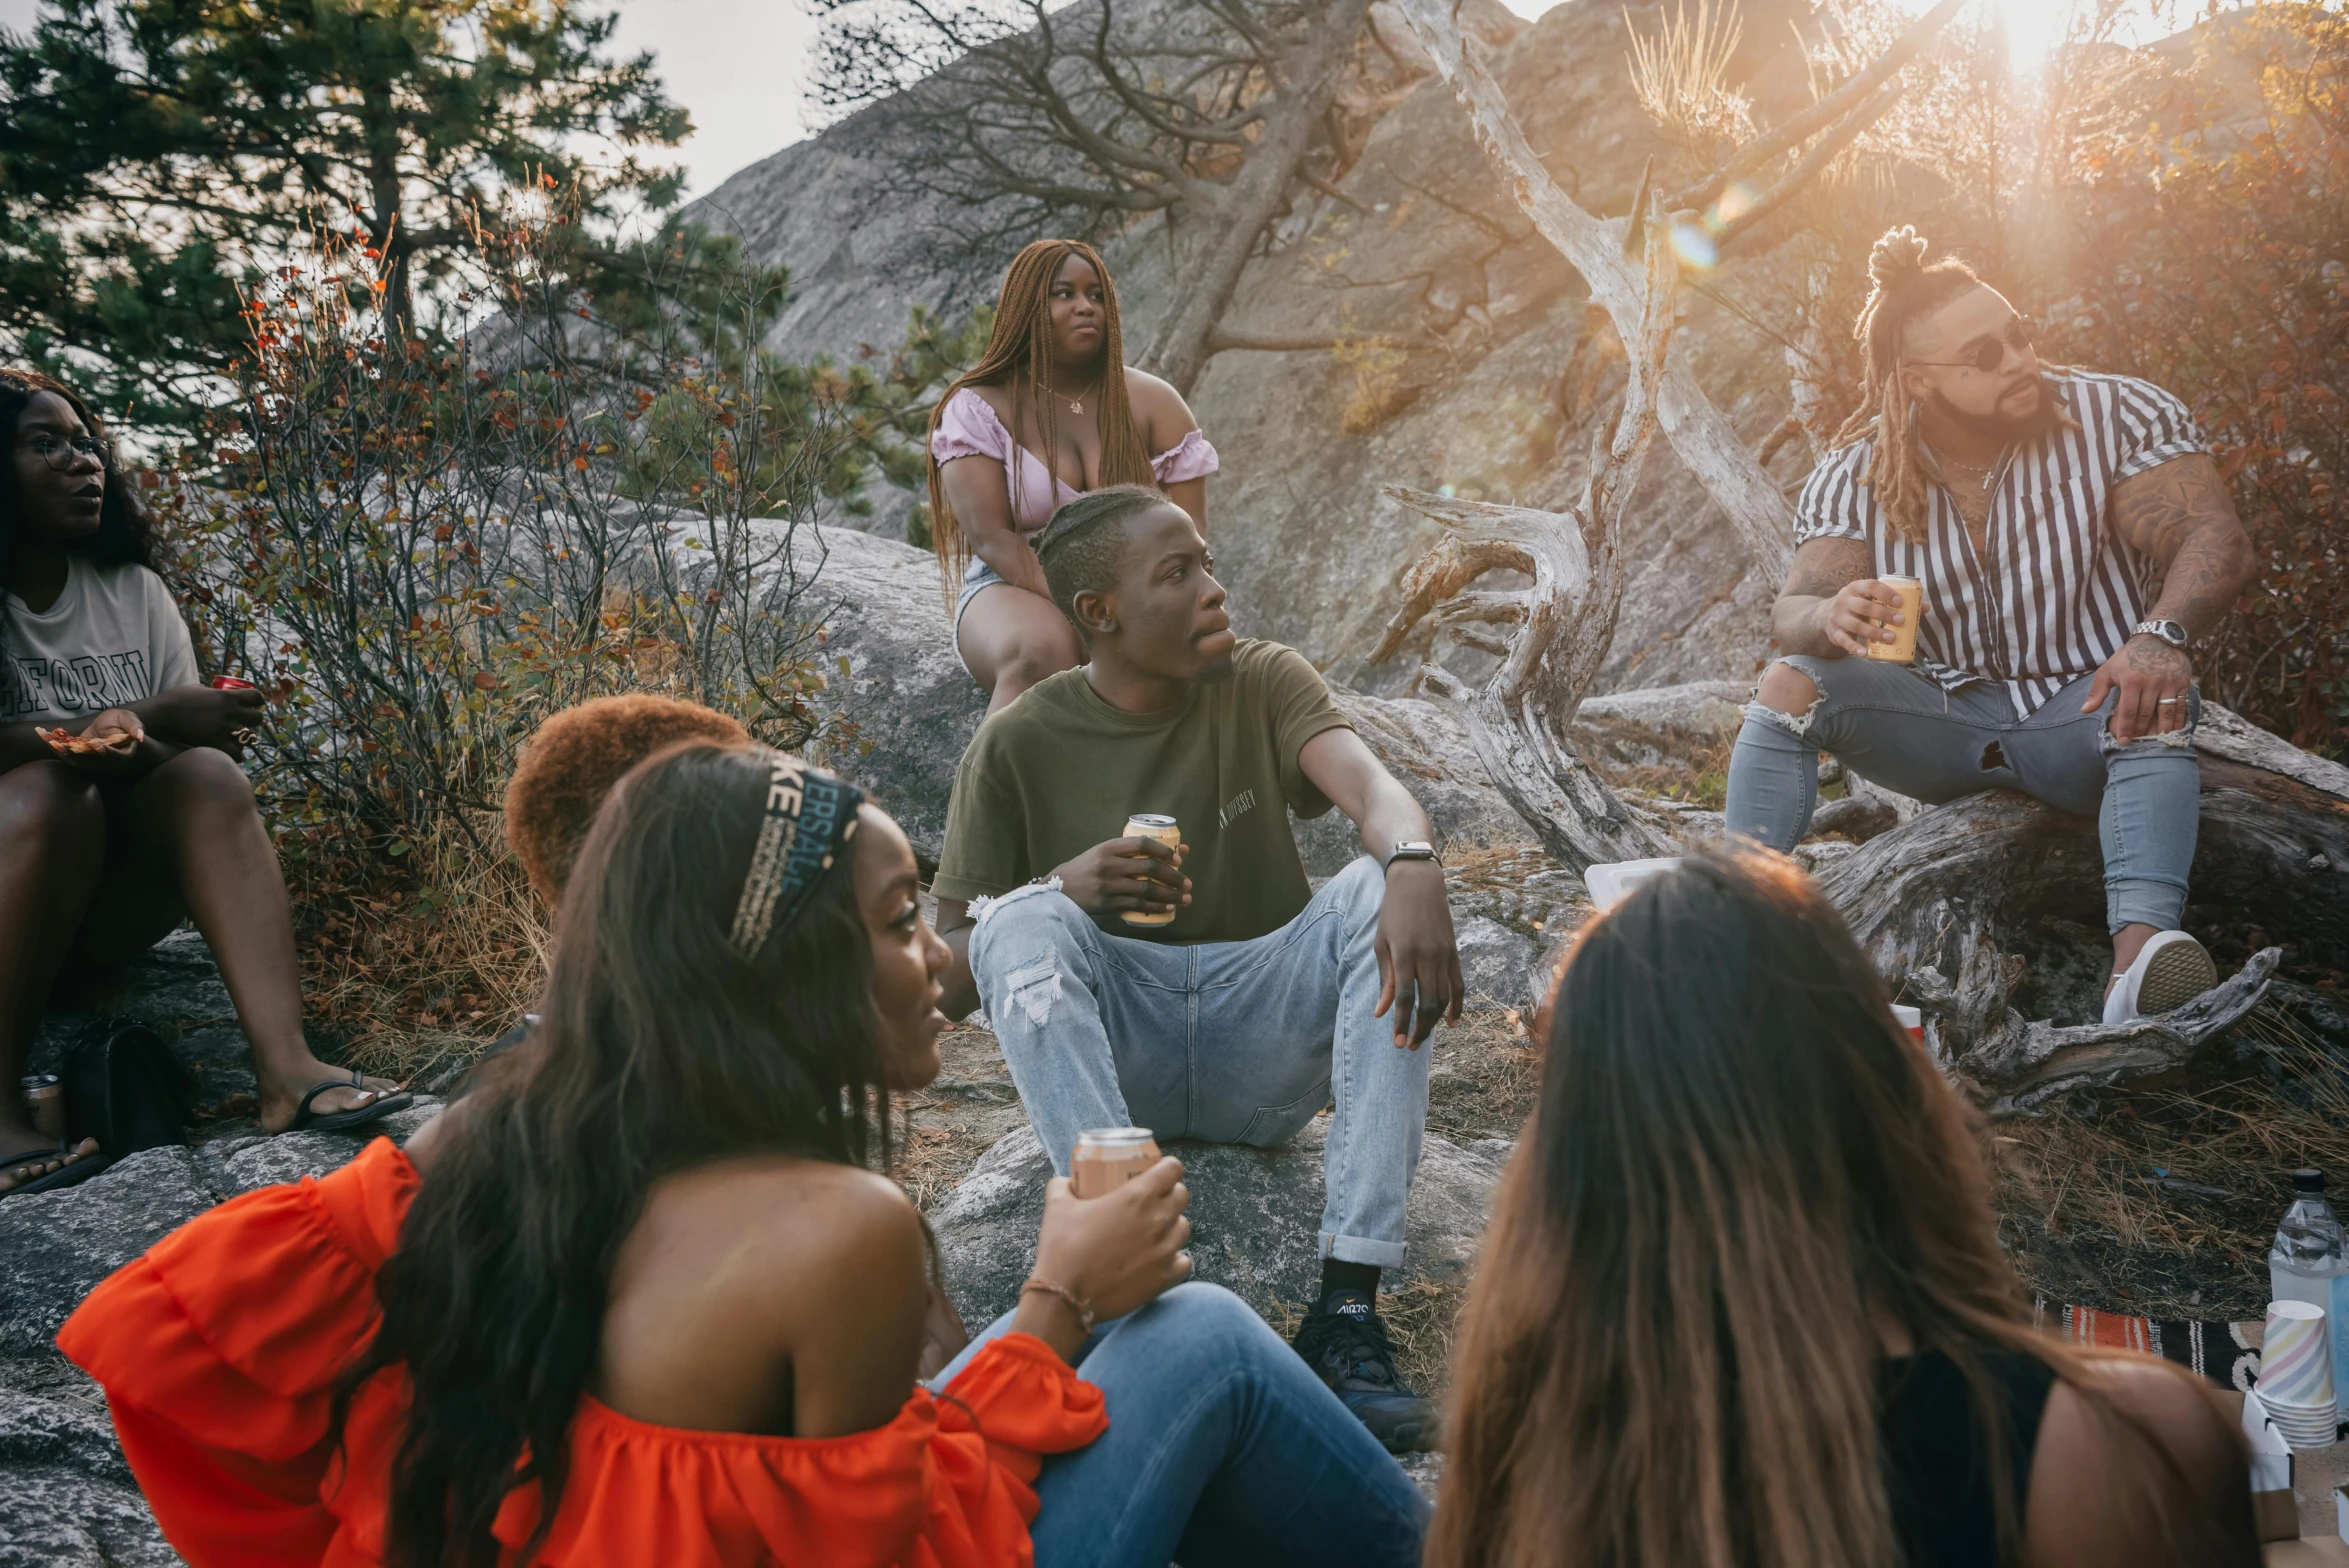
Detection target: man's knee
<box><xmin>1754</xmin><ymin>660</ymin><xmax>1822</xmax><ymax>717</ymax></box>
<box><xmin>969</xmin><ymin>885</ymin><xmax>1093</xmax><ymax>996</ymax></box>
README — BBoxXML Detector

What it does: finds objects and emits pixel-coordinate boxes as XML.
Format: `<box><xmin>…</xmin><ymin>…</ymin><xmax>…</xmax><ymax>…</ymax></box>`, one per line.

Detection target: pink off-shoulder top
<box><xmin>930</xmin><ymin>386</ymin><xmax>1219</xmax><ymax>533</ymax></box>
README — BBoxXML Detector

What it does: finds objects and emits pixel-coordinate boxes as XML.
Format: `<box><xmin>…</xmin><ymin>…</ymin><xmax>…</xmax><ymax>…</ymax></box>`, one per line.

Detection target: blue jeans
<box><xmin>932</xmin><ymin>1282</ymin><xmax>1431</xmax><ymax>1568</ymax></box>
<box><xmin>1724</xmin><ymin>655</ymin><xmax>2201</xmax><ymax>933</ymax></box>
<box><xmin>969</xmin><ymin>855</ymin><xmax>1426</xmax><ymax>1265</ymax></box>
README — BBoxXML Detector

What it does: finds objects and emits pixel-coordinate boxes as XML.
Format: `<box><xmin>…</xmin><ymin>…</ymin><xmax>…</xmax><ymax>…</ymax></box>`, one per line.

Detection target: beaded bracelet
<box><xmin>1019</xmin><ymin>1276</ymin><xmax>1095</xmax><ymax>1334</ymax></box>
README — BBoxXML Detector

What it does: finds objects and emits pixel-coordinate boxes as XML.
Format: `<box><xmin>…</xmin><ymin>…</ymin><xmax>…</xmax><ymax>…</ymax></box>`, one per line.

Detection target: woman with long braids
<box><xmin>0</xmin><ymin>368</ymin><xmax>406</xmax><ymax>1196</ymax></box>
<box><xmin>60</xmin><ymin>745</ymin><xmax>1430</xmax><ymax>1568</ymax></box>
<box><xmin>1429</xmin><ymin>849</ymin><xmax>2253</xmax><ymax>1568</ymax></box>
<box><xmin>929</xmin><ymin>239</ymin><xmax>1215</xmax><ymax>712</ymax></box>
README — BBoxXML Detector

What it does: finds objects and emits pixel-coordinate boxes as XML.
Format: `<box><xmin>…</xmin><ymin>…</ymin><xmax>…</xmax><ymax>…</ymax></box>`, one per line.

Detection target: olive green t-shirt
<box><xmin>933</xmin><ymin>638</ymin><xmax>1352</xmax><ymax>943</ymax></box>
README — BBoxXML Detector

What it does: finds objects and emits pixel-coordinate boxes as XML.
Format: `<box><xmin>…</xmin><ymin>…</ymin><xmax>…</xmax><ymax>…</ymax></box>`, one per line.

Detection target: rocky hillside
<box><xmin>697</xmin><ymin>0</ymin><xmax>1833</xmax><ymax>699</ymax></box>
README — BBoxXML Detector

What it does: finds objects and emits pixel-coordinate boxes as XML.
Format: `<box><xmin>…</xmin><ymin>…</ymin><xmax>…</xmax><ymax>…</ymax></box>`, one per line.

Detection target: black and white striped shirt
<box><xmin>1794</xmin><ymin>370</ymin><xmax>2208</xmax><ymax>718</ymax></box>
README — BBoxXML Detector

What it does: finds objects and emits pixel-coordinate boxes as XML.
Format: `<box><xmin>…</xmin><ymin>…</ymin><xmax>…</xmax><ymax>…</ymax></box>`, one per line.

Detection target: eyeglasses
<box><xmin>1904</xmin><ymin>315</ymin><xmax>2037</xmax><ymax>374</ymax></box>
<box><xmin>21</xmin><ymin>433</ymin><xmax>109</xmax><ymax>471</ymax></box>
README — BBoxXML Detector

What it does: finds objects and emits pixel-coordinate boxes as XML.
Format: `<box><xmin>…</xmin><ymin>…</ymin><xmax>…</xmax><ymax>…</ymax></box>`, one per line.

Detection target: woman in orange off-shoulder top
<box><xmin>60</xmin><ymin>742</ymin><xmax>1429</xmax><ymax>1568</ymax></box>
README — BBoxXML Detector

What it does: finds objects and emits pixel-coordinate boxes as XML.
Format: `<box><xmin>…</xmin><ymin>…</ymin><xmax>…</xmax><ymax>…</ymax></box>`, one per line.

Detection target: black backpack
<box><xmin>63</xmin><ymin>1019</ymin><xmax>195</xmax><ymax>1167</ymax></box>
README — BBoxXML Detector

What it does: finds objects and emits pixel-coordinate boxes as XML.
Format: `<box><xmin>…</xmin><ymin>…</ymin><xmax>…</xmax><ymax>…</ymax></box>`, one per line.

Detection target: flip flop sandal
<box><xmin>0</xmin><ymin>1139</ymin><xmax>110</xmax><ymax>1199</ymax></box>
<box><xmin>288</xmin><ymin>1070</ymin><xmax>413</xmax><ymax>1134</ymax></box>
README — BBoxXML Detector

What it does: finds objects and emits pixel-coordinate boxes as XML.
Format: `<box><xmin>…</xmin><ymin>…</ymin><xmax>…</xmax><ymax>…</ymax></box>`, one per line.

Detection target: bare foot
<box><xmin>256</xmin><ymin>1057</ymin><xmax>406</xmax><ymax>1134</ymax></box>
<box><xmin>0</xmin><ymin>1133</ymin><xmax>102</xmax><ymax>1194</ymax></box>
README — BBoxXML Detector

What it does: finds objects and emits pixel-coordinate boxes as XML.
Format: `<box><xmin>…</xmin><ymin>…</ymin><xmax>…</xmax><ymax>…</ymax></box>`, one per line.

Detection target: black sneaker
<box><xmin>1291</xmin><ymin>1289</ymin><xmax>1437</xmax><ymax>1454</ymax></box>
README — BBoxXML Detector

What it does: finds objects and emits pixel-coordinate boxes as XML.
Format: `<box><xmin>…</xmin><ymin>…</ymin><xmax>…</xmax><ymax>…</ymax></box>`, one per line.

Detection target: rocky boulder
<box><xmin>931</xmin><ymin>1118</ymin><xmax>1512</xmax><ymax>1329</ymax></box>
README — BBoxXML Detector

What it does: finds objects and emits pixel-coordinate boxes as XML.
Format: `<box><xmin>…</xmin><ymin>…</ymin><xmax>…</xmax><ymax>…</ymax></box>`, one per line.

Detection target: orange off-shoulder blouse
<box><xmin>56</xmin><ymin>1138</ymin><xmax>1107</xmax><ymax>1568</ymax></box>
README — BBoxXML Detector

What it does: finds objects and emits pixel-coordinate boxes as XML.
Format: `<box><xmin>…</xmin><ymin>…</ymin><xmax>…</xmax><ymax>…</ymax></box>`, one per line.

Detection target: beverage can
<box><xmin>208</xmin><ymin>675</ymin><xmax>258</xmax><ymax>691</ymax></box>
<box><xmin>1071</xmin><ymin>1127</ymin><xmax>1162</xmax><ymax>1198</ymax></box>
<box><xmin>1120</xmin><ymin>813</ymin><xmax>1181</xmax><ymax>928</ymax></box>
<box><xmin>19</xmin><ymin>1074</ymin><xmax>63</xmax><ymax>1140</ymax></box>
<box><xmin>1863</xmin><ymin>575</ymin><xmax>1924</xmax><ymax>664</ymax></box>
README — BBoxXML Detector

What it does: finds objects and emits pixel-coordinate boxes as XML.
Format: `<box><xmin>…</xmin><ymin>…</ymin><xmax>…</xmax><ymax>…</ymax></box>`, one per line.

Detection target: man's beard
<box><xmin>1929</xmin><ymin>373</ymin><xmax>2063</xmax><ymax>446</ymax></box>
<box><xmin>1197</xmin><ymin>649</ymin><xmax>1237</xmax><ymax>685</ymax></box>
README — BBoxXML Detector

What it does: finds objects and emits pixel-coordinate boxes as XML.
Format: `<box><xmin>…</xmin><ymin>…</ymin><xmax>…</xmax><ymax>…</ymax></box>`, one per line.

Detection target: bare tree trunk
<box><xmin>1373</xmin><ymin>198</ymin><xmax>1684</xmax><ymax>872</ymax></box>
<box><xmin>1139</xmin><ymin>0</ymin><xmax>1375</xmax><ymax>394</ymax></box>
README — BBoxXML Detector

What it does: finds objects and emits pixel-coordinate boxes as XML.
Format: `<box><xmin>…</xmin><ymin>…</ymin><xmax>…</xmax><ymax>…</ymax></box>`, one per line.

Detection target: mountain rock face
<box><xmin>699</xmin><ymin>0</ymin><xmax>1814</xmax><ymax>703</ymax></box>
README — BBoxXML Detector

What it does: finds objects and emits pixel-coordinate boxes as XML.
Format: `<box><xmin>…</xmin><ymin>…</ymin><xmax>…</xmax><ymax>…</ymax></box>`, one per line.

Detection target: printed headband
<box><xmin>729</xmin><ymin>751</ymin><xmax>864</xmax><ymax>956</ymax></box>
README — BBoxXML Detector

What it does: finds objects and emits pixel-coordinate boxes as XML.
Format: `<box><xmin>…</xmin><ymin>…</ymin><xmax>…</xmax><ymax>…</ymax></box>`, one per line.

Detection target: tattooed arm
<box><xmin>2082</xmin><ymin>454</ymin><xmax>2258</xmax><ymax>741</ymax></box>
<box><xmin>1770</xmin><ymin>536</ymin><xmax>1906</xmax><ymax>658</ymax></box>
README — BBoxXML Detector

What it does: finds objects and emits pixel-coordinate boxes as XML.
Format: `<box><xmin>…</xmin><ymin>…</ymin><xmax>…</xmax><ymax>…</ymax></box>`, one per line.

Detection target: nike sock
<box><xmin>1318</xmin><ymin>1259</ymin><xmax>1381</xmax><ymax>1307</ymax></box>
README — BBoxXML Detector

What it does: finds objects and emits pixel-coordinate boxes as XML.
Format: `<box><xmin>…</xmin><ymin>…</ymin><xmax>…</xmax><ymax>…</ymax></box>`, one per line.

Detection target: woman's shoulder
<box><xmin>1122</xmin><ymin>366</ymin><xmax>1195</xmax><ymax>428</ymax></box>
<box><xmin>646</xmin><ymin>1156</ymin><xmax>924</xmax><ymax>1282</ymax></box>
<box><xmin>2024</xmin><ymin>1352</ymin><xmax>2254</xmax><ymax>1567</ymax></box>
<box><xmin>933</xmin><ymin>384</ymin><xmax>1014</xmax><ymax>462</ymax></box>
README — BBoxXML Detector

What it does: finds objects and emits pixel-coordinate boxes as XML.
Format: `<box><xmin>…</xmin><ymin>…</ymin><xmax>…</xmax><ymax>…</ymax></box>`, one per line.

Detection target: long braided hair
<box><xmin>1827</xmin><ymin>227</ymin><xmax>1985</xmax><ymax>543</ymax></box>
<box><xmin>923</xmin><ymin>239</ymin><xmax>1154</xmax><ymax>583</ymax></box>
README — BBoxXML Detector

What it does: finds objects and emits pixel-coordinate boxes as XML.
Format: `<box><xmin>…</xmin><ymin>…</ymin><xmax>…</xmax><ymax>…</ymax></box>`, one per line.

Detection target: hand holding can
<box><xmin>1119</xmin><ymin>814</ymin><xmax>1182</xmax><ymax>927</ymax></box>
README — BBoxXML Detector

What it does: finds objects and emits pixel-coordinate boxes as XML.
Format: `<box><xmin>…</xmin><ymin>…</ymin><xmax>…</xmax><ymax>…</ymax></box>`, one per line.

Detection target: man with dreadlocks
<box><xmin>1725</xmin><ymin>226</ymin><xmax>2258</xmax><ymax>1027</ymax></box>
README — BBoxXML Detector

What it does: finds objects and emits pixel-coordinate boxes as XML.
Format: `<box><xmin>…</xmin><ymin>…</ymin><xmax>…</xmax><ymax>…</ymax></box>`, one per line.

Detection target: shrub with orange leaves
<box><xmin>2055</xmin><ymin>4</ymin><xmax>2349</xmax><ymax>755</ymax></box>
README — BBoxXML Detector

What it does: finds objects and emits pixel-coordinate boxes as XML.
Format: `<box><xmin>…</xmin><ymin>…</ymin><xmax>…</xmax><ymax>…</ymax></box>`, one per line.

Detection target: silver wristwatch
<box><xmin>1384</xmin><ymin>841</ymin><xmax>1438</xmax><ymax>870</ymax></box>
<box><xmin>2132</xmin><ymin>618</ymin><xmax>2189</xmax><ymax>649</ymax></box>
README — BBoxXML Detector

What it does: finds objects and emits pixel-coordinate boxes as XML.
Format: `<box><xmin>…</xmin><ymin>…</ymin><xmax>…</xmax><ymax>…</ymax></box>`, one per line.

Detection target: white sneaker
<box><xmin>2102</xmin><ymin>930</ymin><xmax>2219</xmax><ymax>1027</ymax></box>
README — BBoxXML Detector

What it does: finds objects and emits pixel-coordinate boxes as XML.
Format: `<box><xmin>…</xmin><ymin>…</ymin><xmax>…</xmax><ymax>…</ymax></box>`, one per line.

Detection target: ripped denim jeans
<box><xmin>1724</xmin><ymin>655</ymin><xmax>2201</xmax><ymax>934</ymax></box>
<box><xmin>966</xmin><ymin>855</ymin><xmax>1427</xmax><ymax>1267</ymax></box>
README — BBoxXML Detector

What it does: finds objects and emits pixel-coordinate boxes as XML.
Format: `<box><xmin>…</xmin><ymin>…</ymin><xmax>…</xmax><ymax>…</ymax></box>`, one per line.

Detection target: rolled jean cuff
<box><xmin>1322</xmin><ymin>1231</ymin><xmax>1407</xmax><ymax>1269</ymax></box>
<box><xmin>2107</xmin><ymin>877</ymin><xmax>2187</xmax><ymax>935</ymax></box>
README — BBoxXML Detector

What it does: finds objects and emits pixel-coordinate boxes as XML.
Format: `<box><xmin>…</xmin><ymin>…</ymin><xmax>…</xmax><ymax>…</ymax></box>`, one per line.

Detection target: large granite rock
<box><xmin>931</xmin><ymin>1119</ymin><xmax>1512</xmax><ymax>1328</ymax></box>
<box><xmin>704</xmin><ymin>0</ymin><xmax>1806</xmax><ymax>695</ymax></box>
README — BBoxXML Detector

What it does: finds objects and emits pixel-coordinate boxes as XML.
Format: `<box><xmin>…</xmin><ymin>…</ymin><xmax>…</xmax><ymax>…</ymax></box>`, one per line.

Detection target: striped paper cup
<box><xmin>2263</xmin><ymin>1301</ymin><xmax>2336</xmax><ymax>1416</ymax></box>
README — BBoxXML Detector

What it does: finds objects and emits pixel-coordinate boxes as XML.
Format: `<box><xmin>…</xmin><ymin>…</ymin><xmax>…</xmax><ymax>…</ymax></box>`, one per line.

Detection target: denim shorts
<box><xmin>954</xmin><ymin>553</ymin><xmax>1004</xmax><ymax>633</ymax></box>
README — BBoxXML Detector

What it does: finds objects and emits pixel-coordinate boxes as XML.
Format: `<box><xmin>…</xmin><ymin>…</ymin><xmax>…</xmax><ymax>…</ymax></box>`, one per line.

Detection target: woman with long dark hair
<box><xmin>0</xmin><ymin>368</ymin><xmax>405</xmax><ymax>1195</ymax></box>
<box><xmin>928</xmin><ymin>238</ymin><xmax>1216</xmax><ymax>713</ymax></box>
<box><xmin>1430</xmin><ymin>848</ymin><xmax>2254</xmax><ymax>1568</ymax></box>
<box><xmin>60</xmin><ymin>744</ymin><xmax>1429</xmax><ymax>1568</ymax></box>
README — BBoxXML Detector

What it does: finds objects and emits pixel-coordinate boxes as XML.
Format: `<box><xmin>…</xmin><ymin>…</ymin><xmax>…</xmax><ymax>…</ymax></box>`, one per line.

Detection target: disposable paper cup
<box><xmin>1584</xmin><ymin>858</ymin><xmax>1682</xmax><ymax>912</ymax></box>
<box><xmin>1890</xmin><ymin>1004</ymin><xmax>1923</xmax><ymax>1044</ymax></box>
<box><xmin>2263</xmin><ymin>1300</ymin><xmax>2336</xmax><ymax>1416</ymax></box>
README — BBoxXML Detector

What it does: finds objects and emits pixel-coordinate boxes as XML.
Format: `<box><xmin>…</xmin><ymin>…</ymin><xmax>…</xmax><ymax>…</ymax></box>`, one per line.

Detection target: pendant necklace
<box><xmin>1040</xmin><ymin>377</ymin><xmax>1099</xmax><ymax>416</ymax></box>
<box><xmin>1939</xmin><ymin>451</ymin><xmax>1998</xmax><ymax>493</ymax></box>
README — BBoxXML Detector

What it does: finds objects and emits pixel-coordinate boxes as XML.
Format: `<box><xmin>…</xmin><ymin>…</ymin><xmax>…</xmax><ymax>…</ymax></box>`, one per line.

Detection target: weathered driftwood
<box><xmin>1816</xmin><ymin>757</ymin><xmax>2349</xmax><ymax>1109</ymax></box>
<box><xmin>1373</xmin><ymin>191</ymin><xmax>1681</xmax><ymax>872</ymax></box>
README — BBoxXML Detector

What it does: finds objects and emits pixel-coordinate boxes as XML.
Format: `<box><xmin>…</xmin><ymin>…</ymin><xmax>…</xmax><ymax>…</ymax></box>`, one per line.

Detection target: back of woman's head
<box><xmin>0</xmin><ymin>367</ymin><xmax>155</xmax><ymax>577</ymax></box>
<box><xmin>1430</xmin><ymin>848</ymin><xmax>2033</xmax><ymax>1568</ymax></box>
<box><xmin>352</xmin><ymin>742</ymin><xmax>885</xmax><ymax>1568</ymax></box>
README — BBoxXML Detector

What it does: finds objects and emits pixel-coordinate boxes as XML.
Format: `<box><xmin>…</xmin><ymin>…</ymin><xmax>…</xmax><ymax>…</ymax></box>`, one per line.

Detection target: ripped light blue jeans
<box><xmin>1724</xmin><ymin>656</ymin><xmax>2201</xmax><ymax>934</ymax></box>
<box><xmin>968</xmin><ymin>855</ymin><xmax>1427</xmax><ymax>1266</ymax></box>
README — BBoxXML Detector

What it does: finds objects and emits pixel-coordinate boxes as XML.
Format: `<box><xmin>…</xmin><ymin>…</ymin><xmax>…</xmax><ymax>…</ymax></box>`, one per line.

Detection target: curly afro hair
<box><xmin>503</xmin><ymin>695</ymin><xmax>751</xmax><ymax>907</ymax></box>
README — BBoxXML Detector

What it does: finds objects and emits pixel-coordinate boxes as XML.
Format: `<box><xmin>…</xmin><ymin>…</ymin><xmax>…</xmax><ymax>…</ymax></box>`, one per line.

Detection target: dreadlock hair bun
<box><xmin>1827</xmin><ymin>226</ymin><xmax>1985</xmax><ymax>544</ymax></box>
<box><xmin>1864</xmin><ymin>225</ymin><xmax>1932</xmax><ymax>299</ymax></box>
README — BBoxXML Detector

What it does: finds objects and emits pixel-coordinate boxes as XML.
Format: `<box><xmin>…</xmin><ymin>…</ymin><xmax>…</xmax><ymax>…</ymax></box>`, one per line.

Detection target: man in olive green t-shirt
<box><xmin>933</xmin><ymin>486</ymin><xmax>1462</xmax><ymax>1456</ymax></box>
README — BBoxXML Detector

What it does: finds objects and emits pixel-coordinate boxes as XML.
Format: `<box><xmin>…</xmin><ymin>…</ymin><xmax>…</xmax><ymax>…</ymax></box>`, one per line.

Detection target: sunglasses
<box><xmin>1904</xmin><ymin>315</ymin><xmax>2037</xmax><ymax>374</ymax></box>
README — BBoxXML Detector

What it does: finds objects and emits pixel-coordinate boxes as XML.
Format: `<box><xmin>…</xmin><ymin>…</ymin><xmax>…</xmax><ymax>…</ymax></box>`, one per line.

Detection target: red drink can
<box><xmin>209</xmin><ymin>676</ymin><xmax>258</xmax><ymax>691</ymax></box>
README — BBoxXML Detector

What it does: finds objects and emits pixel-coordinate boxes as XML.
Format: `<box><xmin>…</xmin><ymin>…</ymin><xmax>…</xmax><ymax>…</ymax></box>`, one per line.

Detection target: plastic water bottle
<box><xmin>2269</xmin><ymin>1168</ymin><xmax>2349</xmax><ymax>1421</ymax></box>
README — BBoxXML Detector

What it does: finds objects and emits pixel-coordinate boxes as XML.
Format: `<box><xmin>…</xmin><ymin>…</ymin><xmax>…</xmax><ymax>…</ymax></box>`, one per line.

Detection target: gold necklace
<box><xmin>1039</xmin><ymin>377</ymin><xmax>1099</xmax><ymax>416</ymax></box>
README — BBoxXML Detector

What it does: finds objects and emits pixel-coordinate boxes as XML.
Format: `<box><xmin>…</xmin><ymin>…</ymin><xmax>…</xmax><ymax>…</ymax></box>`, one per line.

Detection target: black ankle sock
<box><xmin>1318</xmin><ymin>1259</ymin><xmax>1381</xmax><ymax>1305</ymax></box>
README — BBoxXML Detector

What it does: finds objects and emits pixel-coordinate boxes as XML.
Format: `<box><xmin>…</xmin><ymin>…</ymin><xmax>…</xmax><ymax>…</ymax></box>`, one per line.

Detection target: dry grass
<box><xmin>293</xmin><ymin>814</ymin><xmax>547</xmax><ymax>1088</ymax></box>
<box><xmin>1582</xmin><ymin>723</ymin><xmax>1737</xmax><ymax>809</ymax></box>
<box><xmin>1991</xmin><ymin>1005</ymin><xmax>2349</xmax><ymax>1319</ymax></box>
